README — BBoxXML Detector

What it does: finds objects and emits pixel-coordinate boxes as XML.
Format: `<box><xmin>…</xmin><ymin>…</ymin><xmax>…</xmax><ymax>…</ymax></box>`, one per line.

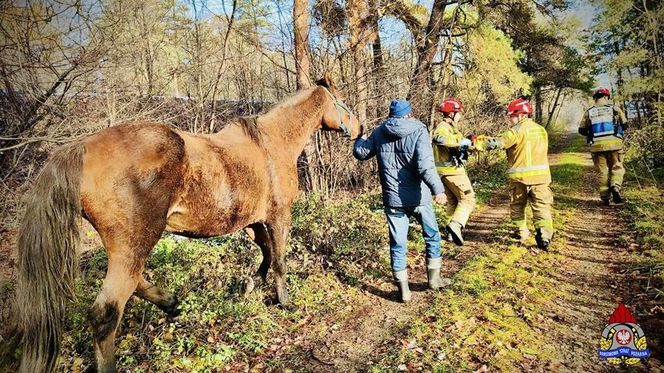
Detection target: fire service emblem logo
<box><xmin>598</xmin><ymin>303</ymin><xmax>650</xmax><ymax>365</ymax></box>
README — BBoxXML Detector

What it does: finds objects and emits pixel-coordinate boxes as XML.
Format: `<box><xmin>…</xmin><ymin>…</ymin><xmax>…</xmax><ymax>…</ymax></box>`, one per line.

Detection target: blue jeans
<box><xmin>384</xmin><ymin>203</ymin><xmax>442</xmax><ymax>272</ymax></box>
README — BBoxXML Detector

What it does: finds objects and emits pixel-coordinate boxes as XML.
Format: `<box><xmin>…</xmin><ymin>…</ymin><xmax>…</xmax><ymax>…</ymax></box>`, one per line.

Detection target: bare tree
<box><xmin>293</xmin><ymin>0</ymin><xmax>311</xmax><ymax>89</ymax></box>
<box><xmin>346</xmin><ymin>0</ymin><xmax>372</xmax><ymax>125</ymax></box>
<box><xmin>406</xmin><ymin>0</ymin><xmax>451</xmax><ymax>124</ymax></box>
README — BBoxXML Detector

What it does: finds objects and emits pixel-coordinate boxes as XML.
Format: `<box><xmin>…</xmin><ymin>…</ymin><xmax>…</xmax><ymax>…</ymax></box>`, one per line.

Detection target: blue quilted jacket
<box><xmin>353</xmin><ymin>117</ymin><xmax>444</xmax><ymax>207</ymax></box>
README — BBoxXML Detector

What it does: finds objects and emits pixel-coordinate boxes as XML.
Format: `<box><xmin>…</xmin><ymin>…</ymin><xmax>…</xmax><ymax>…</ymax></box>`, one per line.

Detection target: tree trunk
<box><xmin>534</xmin><ymin>85</ymin><xmax>543</xmax><ymax>123</ymax></box>
<box><xmin>370</xmin><ymin>0</ymin><xmax>385</xmax><ymax>121</ymax></box>
<box><xmin>293</xmin><ymin>0</ymin><xmax>311</xmax><ymax>90</ymax></box>
<box><xmin>293</xmin><ymin>0</ymin><xmax>314</xmax><ymax>190</ymax></box>
<box><xmin>545</xmin><ymin>87</ymin><xmax>563</xmax><ymax>128</ymax></box>
<box><xmin>347</xmin><ymin>0</ymin><xmax>371</xmax><ymax>126</ymax></box>
<box><xmin>406</xmin><ymin>0</ymin><xmax>449</xmax><ymax>126</ymax></box>
<box><xmin>429</xmin><ymin>5</ymin><xmax>462</xmax><ymax>126</ymax></box>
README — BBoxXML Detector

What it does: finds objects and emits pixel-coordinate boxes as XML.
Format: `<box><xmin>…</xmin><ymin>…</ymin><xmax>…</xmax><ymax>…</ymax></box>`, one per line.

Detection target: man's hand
<box><xmin>434</xmin><ymin>193</ymin><xmax>447</xmax><ymax>205</ymax></box>
<box><xmin>358</xmin><ymin>123</ymin><xmax>365</xmax><ymax>138</ymax></box>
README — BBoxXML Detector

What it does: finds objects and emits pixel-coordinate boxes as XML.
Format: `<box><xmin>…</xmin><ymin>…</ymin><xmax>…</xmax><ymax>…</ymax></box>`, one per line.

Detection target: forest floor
<box><xmin>1</xmin><ymin>132</ymin><xmax>662</xmax><ymax>372</ymax></box>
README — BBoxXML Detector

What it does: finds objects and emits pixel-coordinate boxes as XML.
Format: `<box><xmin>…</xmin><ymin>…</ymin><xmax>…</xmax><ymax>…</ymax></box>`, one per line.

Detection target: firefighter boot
<box><xmin>610</xmin><ymin>185</ymin><xmax>623</xmax><ymax>204</ymax></box>
<box><xmin>446</xmin><ymin>220</ymin><xmax>464</xmax><ymax>246</ymax></box>
<box><xmin>393</xmin><ymin>269</ymin><xmax>412</xmax><ymax>303</ymax></box>
<box><xmin>535</xmin><ymin>229</ymin><xmax>550</xmax><ymax>251</ymax></box>
<box><xmin>513</xmin><ymin>228</ymin><xmax>530</xmax><ymax>242</ymax></box>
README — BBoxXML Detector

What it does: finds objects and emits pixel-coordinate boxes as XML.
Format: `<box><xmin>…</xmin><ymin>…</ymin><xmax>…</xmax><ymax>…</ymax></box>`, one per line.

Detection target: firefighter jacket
<box><xmin>579</xmin><ymin>104</ymin><xmax>627</xmax><ymax>153</ymax></box>
<box><xmin>432</xmin><ymin>118</ymin><xmax>466</xmax><ymax>176</ymax></box>
<box><xmin>479</xmin><ymin>118</ymin><xmax>551</xmax><ymax>185</ymax></box>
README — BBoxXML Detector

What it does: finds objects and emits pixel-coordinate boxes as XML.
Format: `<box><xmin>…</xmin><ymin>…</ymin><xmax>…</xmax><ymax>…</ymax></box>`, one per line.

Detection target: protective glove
<box><xmin>459</xmin><ymin>138</ymin><xmax>472</xmax><ymax>150</ymax></box>
<box><xmin>486</xmin><ymin>138</ymin><xmax>501</xmax><ymax>150</ymax></box>
<box><xmin>448</xmin><ymin>148</ymin><xmax>461</xmax><ymax>167</ymax></box>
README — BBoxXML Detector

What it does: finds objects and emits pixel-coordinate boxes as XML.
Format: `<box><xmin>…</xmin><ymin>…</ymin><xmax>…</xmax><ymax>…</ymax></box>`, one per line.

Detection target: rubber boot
<box><xmin>446</xmin><ymin>220</ymin><xmax>464</xmax><ymax>246</ymax></box>
<box><xmin>514</xmin><ymin>228</ymin><xmax>530</xmax><ymax>242</ymax></box>
<box><xmin>426</xmin><ymin>257</ymin><xmax>452</xmax><ymax>290</ymax></box>
<box><xmin>535</xmin><ymin>229</ymin><xmax>550</xmax><ymax>251</ymax></box>
<box><xmin>610</xmin><ymin>185</ymin><xmax>623</xmax><ymax>204</ymax></box>
<box><xmin>393</xmin><ymin>269</ymin><xmax>412</xmax><ymax>303</ymax></box>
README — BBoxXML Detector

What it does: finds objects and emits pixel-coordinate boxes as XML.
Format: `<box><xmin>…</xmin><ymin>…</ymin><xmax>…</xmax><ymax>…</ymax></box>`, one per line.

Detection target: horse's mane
<box><xmin>235</xmin><ymin>116</ymin><xmax>262</xmax><ymax>143</ymax></box>
<box><xmin>227</xmin><ymin>86</ymin><xmax>324</xmax><ymax>144</ymax></box>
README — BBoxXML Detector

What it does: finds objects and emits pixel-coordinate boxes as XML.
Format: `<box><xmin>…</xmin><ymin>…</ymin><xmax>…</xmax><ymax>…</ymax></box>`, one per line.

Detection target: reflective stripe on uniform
<box><xmin>436</xmin><ymin>165</ymin><xmax>464</xmax><ymax>174</ymax></box>
<box><xmin>507</xmin><ymin>164</ymin><xmax>550</xmax><ymax>174</ymax></box>
<box><xmin>591</xmin><ymin>137</ymin><xmax>623</xmax><ymax>153</ymax></box>
<box><xmin>534</xmin><ymin>219</ymin><xmax>553</xmax><ymax>230</ymax></box>
<box><xmin>526</xmin><ymin>127</ymin><xmax>547</xmax><ymax>138</ymax></box>
<box><xmin>433</xmin><ymin>135</ymin><xmax>448</xmax><ymax>145</ymax></box>
<box><xmin>513</xmin><ymin>219</ymin><xmax>527</xmax><ymax>229</ymax></box>
<box><xmin>594</xmin><ymin>136</ymin><xmax>622</xmax><ymax>143</ymax></box>
<box><xmin>436</xmin><ymin>160</ymin><xmax>456</xmax><ymax>166</ymax></box>
<box><xmin>593</xmin><ymin>130</ymin><xmax>614</xmax><ymax>137</ymax></box>
<box><xmin>436</xmin><ymin>159</ymin><xmax>464</xmax><ymax>174</ymax></box>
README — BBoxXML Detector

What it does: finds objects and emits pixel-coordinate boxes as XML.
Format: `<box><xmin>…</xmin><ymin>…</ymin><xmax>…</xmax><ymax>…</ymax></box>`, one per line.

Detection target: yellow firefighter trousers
<box><xmin>510</xmin><ymin>182</ymin><xmax>554</xmax><ymax>240</ymax></box>
<box><xmin>591</xmin><ymin>150</ymin><xmax>625</xmax><ymax>199</ymax></box>
<box><xmin>441</xmin><ymin>173</ymin><xmax>476</xmax><ymax>226</ymax></box>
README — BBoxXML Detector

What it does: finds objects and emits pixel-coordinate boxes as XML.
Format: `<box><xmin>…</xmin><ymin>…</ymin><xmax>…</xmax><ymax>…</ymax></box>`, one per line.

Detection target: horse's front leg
<box><xmin>267</xmin><ymin>210</ymin><xmax>292</xmax><ymax>308</ymax></box>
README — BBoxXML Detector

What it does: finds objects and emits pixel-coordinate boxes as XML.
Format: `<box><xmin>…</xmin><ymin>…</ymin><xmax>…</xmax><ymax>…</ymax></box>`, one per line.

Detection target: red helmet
<box><xmin>507</xmin><ymin>98</ymin><xmax>532</xmax><ymax>116</ymax></box>
<box><xmin>594</xmin><ymin>87</ymin><xmax>611</xmax><ymax>98</ymax></box>
<box><xmin>438</xmin><ymin>98</ymin><xmax>464</xmax><ymax>113</ymax></box>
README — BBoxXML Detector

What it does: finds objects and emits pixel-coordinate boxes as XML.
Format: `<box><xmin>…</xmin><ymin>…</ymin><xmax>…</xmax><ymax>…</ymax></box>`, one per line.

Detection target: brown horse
<box><xmin>15</xmin><ymin>74</ymin><xmax>360</xmax><ymax>372</ymax></box>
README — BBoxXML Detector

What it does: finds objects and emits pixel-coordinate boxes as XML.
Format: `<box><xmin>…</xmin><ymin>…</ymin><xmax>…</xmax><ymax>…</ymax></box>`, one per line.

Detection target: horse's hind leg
<box><xmin>89</xmin><ymin>224</ymin><xmax>163</xmax><ymax>372</ymax></box>
<box><xmin>89</xmin><ymin>253</ymin><xmax>143</xmax><ymax>373</ymax></box>
<box><xmin>247</xmin><ymin>223</ymin><xmax>272</xmax><ymax>281</ymax></box>
<box><xmin>243</xmin><ymin>223</ymin><xmax>272</xmax><ymax>295</ymax></box>
<box><xmin>135</xmin><ymin>276</ymin><xmax>180</xmax><ymax>317</ymax></box>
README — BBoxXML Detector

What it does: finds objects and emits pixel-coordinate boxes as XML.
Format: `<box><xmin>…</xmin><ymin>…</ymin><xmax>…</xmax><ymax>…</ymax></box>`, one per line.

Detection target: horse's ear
<box><xmin>316</xmin><ymin>72</ymin><xmax>335</xmax><ymax>89</ymax></box>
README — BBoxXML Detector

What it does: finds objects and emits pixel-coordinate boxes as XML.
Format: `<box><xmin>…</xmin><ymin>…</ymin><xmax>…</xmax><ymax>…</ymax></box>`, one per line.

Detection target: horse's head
<box><xmin>316</xmin><ymin>73</ymin><xmax>362</xmax><ymax>140</ymax></box>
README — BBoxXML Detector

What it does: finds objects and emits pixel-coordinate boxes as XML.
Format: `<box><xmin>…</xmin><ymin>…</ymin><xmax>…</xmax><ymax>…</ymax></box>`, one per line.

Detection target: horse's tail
<box><xmin>16</xmin><ymin>142</ymin><xmax>85</xmax><ymax>373</ymax></box>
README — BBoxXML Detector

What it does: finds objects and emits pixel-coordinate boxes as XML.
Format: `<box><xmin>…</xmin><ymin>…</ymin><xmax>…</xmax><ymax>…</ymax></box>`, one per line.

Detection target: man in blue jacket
<box><xmin>354</xmin><ymin>99</ymin><xmax>449</xmax><ymax>303</ymax></box>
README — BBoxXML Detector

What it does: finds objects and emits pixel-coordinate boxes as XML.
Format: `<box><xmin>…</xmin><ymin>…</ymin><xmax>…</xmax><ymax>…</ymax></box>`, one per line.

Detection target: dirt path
<box><xmin>312</xmin><ymin>192</ymin><xmax>512</xmax><ymax>372</ymax></box>
<box><xmin>538</xmin><ymin>135</ymin><xmax>663</xmax><ymax>372</ymax></box>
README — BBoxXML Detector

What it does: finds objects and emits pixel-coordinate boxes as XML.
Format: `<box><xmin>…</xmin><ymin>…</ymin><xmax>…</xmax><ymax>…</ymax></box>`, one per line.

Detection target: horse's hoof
<box><xmin>278</xmin><ymin>302</ymin><xmax>298</xmax><ymax>312</ymax></box>
<box><xmin>159</xmin><ymin>296</ymin><xmax>181</xmax><ymax>318</ymax></box>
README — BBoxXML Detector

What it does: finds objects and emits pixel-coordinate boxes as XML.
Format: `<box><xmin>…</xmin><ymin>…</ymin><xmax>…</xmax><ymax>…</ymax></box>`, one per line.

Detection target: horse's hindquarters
<box><xmin>80</xmin><ymin>123</ymin><xmax>186</xmax><ymax>246</ymax></box>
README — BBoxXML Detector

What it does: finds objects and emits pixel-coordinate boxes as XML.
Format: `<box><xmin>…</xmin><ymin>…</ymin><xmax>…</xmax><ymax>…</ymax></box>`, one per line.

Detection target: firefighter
<box><xmin>578</xmin><ymin>88</ymin><xmax>628</xmax><ymax>205</ymax></box>
<box><xmin>432</xmin><ymin>98</ymin><xmax>475</xmax><ymax>246</ymax></box>
<box><xmin>474</xmin><ymin>98</ymin><xmax>553</xmax><ymax>250</ymax></box>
